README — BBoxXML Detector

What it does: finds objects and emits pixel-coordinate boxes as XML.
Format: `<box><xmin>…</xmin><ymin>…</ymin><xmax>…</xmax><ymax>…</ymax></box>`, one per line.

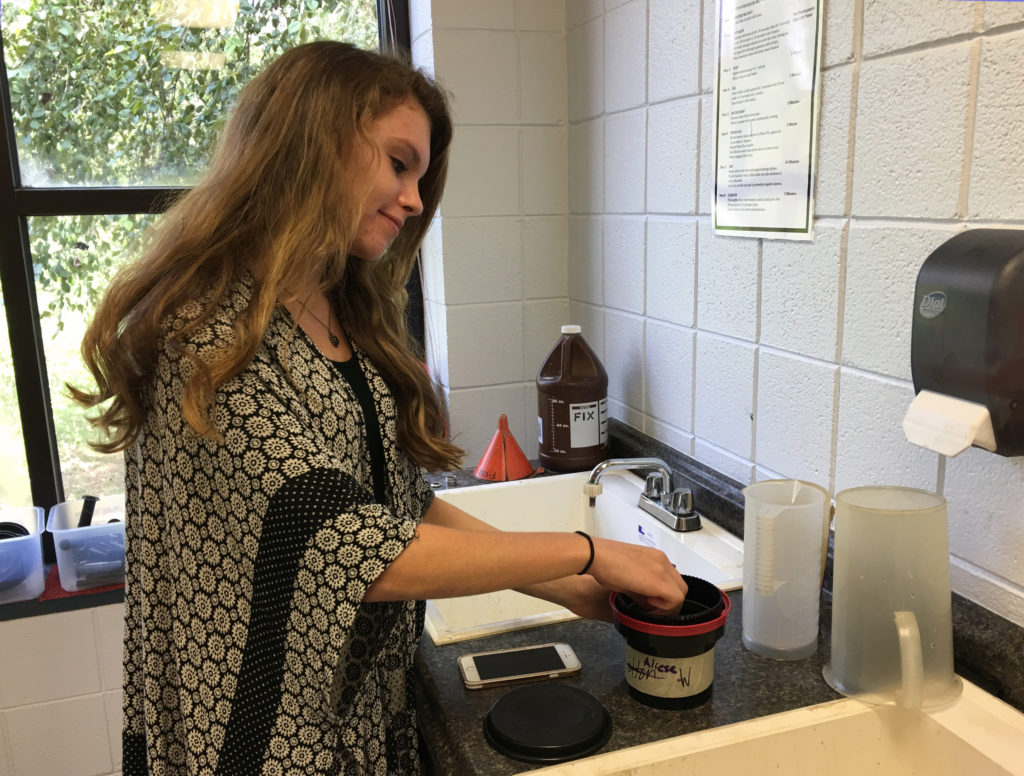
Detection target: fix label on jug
<box><xmin>536</xmin><ymin>325</ymin><xmax>609</xmax><ymax>472</ymax></box>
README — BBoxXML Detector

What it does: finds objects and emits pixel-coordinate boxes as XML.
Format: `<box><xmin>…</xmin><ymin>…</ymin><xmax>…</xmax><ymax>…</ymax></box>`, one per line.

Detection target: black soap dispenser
<box><xmin>909</xmin><ymin>228</ymin><xmax>1024</xmax><ymax>456</ymax></box>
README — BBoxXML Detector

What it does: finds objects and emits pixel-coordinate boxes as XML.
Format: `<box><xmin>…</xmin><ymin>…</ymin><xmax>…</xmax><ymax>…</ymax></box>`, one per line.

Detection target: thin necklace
<box><xmin>304</xmin><ymin>304</ymin><xmax>339</xmax><ymax>347</ymax></box>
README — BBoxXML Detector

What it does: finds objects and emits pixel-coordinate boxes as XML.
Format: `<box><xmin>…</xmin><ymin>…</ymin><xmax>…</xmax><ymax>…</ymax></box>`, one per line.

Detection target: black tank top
<box><xmin>332</xmin><ymin>357</ymin><xmax>387</xmax><ymax>504</ymax></box>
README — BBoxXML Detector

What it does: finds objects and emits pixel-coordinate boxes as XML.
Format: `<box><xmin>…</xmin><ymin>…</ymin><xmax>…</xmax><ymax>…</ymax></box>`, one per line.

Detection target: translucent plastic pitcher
<box><xmin>824</xmin><ymin>487</ymin><xmax>962</xmax><ymax>708</ymax></box>
<box><xmin>741</xmin><ymin>480</ymin><xmax>830</xmax><ymax>660</ymax></box>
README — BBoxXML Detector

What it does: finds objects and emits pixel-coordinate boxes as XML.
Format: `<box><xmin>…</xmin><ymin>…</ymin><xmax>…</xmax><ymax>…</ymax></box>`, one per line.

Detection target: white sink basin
<box><xmin>526</xmin><ymin>679</ymin><xmax>1024</xmax><ymax>775</ymax></box>
<box><xmin>425</xmin><ymin>471</ymin><xmax>743</xmax><ymax>645</ymax></box>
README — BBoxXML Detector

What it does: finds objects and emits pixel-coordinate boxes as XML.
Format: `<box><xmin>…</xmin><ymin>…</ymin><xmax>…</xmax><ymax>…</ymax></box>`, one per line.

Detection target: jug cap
<box><xmin>560</xmin><ymin>324</ymin><xmax>581</xmax><ymax>334</ymax></box>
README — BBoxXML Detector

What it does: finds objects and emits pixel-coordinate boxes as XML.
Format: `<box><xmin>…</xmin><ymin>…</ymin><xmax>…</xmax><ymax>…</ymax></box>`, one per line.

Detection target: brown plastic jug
<box><xmin>536</xmin><ymin>325</ymin><xmax>609</xmax><ymax>472</ymax></box>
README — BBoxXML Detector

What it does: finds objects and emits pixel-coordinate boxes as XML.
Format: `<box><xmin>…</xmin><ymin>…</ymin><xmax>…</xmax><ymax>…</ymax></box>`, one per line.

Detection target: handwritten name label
<box><xmin>624</xmin><ymin>646</ymin><xmax>715</xmax><ymax>698</ymax></box>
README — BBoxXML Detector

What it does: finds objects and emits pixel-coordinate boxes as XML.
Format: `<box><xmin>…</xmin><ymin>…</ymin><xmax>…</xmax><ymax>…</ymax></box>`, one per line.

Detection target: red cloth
<box><xmin>39</xmin><ymin>564</ymin><xmax>124</xmax><ymax>600</ymax></box>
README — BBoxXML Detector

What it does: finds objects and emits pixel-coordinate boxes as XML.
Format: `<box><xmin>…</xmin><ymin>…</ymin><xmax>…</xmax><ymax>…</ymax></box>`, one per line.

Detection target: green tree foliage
<box><xmin>2</xmin><ymin>0</ymin><xmax>378</xmax><ymax>325</ymax></box>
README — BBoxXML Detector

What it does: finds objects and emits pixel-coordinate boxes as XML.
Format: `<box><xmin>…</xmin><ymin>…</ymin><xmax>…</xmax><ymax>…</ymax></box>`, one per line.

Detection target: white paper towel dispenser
<box><xmin>904</xmin><ymin>228</ymin><xmax>1024</xmax><ymax>457</ymax></box>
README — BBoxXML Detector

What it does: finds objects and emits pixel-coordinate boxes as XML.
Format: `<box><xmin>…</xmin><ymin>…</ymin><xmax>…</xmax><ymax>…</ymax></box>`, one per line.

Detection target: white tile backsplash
<box><xmin>567</xmin><ymin>0</ymin><xmax>604</xmax><ymax>30</ymax></box>
<box><xmin>568</xmin><ymin>16</ymin><xmax>604</xmax><ymax>121</ymax></box>
<box><xmin>755</xmin><ymin>350</ymin><xmax>838</xmax><ymax>488</ymax></box>
<box><xmin>0</xmin><ymin>714</ymin><xmax>13</xmax><ymax>776</ymax></box>
<box><xmin>0</xmin><ymin>610</ymin><xmax>100</xmax><ymax>707</ymax></box>
<box><xmin>694</xmin><ymin>333</ymin><xmax>756</xmax><ymax>459</ymax></box>
<box><xmin>569</xmin><ymin>118</ymin><xmax>604</xmax><ymax>214</ymax></box>
<box><xmin>696</xmin><ymin>222</ymin><xmax>759</xmax><ymax>341</ymax></box>
<box><xmin>761</xmin><ymin>222</ymin><xmax>843</xmax><ymax>363</ymax></box>
<box><xmin>420</xmin><ymin>218</ymin><xmax>446</xmax><ymax>305</ymax></box>
<box><xmin>693</xmin><ymin>438</ymin><xmax>756</xmax><ymax>485</ymax></box>
<box><xmin>608</xmin><ymin>396</ymin><xmax>646</xmax><ymax>431</ymax></box>
<box><xmin>646</xmin><ymin>98</ymin><xmax>699</xmax><ymax>215</ymax></box>
<box><xmin>945</xmin><ymin>449</ymin><xmax>1024</xmax><ymax>591</ymax></box>
<box><xmin>524</xmin><ymin>216</ymin><xmax>569</xmax><ymax>299</ymax></box>
<box><xmin>441</xmin><ymin>217</ymin><xmax>524</xmax><ymax>305</ymax></box>
<box><xmin>603</xmin><ymin>310</ymin><xmax>645</xmax><ymax>410</ymax></box>
<box><xmin>697</xmin><ymin>94</ymin><xmax>714</xmax><ymax>215</ymax></box>
<box><xmin>603</xmin><ymin>0</ymin><xmax>647</xmax><ymax>113</ymax></box>
<box><xmin>644</xmin><ymin>321</ymin><xmax>694</xmax><ymax>432</ymax></box>
<box><xmin>603</xmin><ymin>110</ymin><xmax>646</xmax><ymax>214</ymax></box>
<box><xmin>644</xmin><ymin>419</ymin><xmax>694</xmax><ymax>459</ymax></box>
<box><xmin>862</xmin><ymin>0</ymin><xmax>976</xmax><ymax>58</ymax></box>
<box><xmin>433</xmin><ymin>30</ymin><xmax>519</xmax><ymax>124</ymax></box>
<box><xmin>444</xmin><ymin>302</ymin><xmax>526</xmax><ymax>387</ymax></box>
<box><xmin>5</xmin><ymin>695</ymin><xmax>112</xmax><ymax>776</ymax></box>
<box><xmin>814</xmin><ymin>68</ymin><xmax>853</xmax><ymax>219</ymax></box>
<box><xmin>851</xmin><ymin>44</ymin><xmax>973</xmax><ymax>219</ymax></box>
<box><xmin>517</xmin><ymin>0</ymin><xmax>565</xmax><ymax>31</ymax></box>
<box><xmin>645</xmin><ymin>217</ymin><xmax>696</xmax><ymax>327</ymax></box>
<box><xmin>522</xmin><ymin>126</ymin><xmax>568</xmax><ymax>216</ymax></box>
<box><xmin>431</xmin><ymin>0</ymin><xmax>516</xmax><ymax>30</ymax></box>
<box><xmin>648</xmin><ymin>0</ymin><xmax>701</xmax><ymax>102</ymax></box>
<box><xmin>822</xmin><ymin>0</ymin><xmax>856</xmax><ymax>67</ymax></box>
<box><xmin>569</xmin><ymin>216</ymin><xmax>604</xmax><ymax>304</ymax></box>
<box><xmin>602</xmin><ymin>216</ymin><xmax>645</xmax><ymax>313</ymax></box>
<box><xmin>833</xmin><ymin>370</ymin><xmax>939</xmax><ymax>494</ymax></box>
<box><xmin>969</xmin><ymin>32</ymin><xmax>1024</xmax><ymax>220</ymax></box>
<box><xmin>982</xmin><ymin>1</ymin><xmax>1024</xmax><ymax>29</ymax></box>
<box><xmin>445</xmin><ymin>126</ymin><xmax>520</xmax><ymax>217</ymax></box>
<box><xmin>700</xmin><ymin>0</ymin><xmax>717</xmax><ymax>93</ymax></box>
<box><xmin>92</xmin><ymin>604</ymin><xmax>124</xmax><ymax>691</ymax></box>
<box><xmin>103</xmin><ymin>690</ymin><xmax>122</xmax><ymax>770</ymax></box>
<box><xmin>519</xmin><ymin>33</ymin><xmax>568</xmax><ymax>124</ymax></box>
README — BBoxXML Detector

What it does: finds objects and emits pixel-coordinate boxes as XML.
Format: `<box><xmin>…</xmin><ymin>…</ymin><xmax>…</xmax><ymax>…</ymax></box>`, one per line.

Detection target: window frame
<box><xmin>0</xmin><ymin>0</ymin><xmax>412</xmax><ymax>572</ymax></box>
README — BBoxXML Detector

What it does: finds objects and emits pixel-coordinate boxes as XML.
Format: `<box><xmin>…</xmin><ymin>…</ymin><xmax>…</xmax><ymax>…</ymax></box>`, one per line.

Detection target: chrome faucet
<box><xmin>584</xmin><ymin>457</ymin><xmax>703</xmax><ymax>532</ymax></box>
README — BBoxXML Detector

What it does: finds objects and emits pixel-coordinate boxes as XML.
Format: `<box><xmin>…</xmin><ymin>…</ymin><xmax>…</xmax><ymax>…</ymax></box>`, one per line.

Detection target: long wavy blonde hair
<box><xmin>73</xmin><ymin>41</ymin><xmax>464</xmax><ymax>471</ymax></box>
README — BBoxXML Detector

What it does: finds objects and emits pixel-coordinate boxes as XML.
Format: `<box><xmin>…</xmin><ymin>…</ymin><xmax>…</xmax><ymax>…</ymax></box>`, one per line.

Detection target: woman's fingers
<box><xmin>588</xmin><ymin>537</ymin><xmax>688</xmax><ymax>613</ymax></box>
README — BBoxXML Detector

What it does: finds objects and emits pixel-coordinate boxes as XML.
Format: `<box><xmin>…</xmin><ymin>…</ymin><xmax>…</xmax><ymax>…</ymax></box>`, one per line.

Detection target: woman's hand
<box><xmin>586</xmin><ymin>537</ymin><xmax>688</xmax><ymax>617</ymax></box>
<box><xmin>521</xmin><ymin>539</ymin><xmax>688</xmax><ymax>622</ymax></box>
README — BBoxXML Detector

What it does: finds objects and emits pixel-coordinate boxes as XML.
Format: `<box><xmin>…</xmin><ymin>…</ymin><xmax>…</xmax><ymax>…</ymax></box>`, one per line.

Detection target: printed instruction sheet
<box><xmin>712</xmin><ymin>0</ymin><xmax>824</xmax><ymax>240</ymax></box>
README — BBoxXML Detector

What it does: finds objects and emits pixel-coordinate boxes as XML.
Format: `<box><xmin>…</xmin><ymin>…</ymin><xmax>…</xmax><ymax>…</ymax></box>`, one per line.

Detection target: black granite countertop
<box><xmin>415</xmin><ymin>592</ymin><xmax>842</xmax><ymax>775</ymax></box>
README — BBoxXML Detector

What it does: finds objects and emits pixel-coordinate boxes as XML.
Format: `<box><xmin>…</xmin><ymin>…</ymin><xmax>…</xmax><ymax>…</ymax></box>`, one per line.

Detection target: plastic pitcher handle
<box><xmin>894</xmin><ymin>611</ymin><xmax>924</xmax><ymax>708</ymax></box>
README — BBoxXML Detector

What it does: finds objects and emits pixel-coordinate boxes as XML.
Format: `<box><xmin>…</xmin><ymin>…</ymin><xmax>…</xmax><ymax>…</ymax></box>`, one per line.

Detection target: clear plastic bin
<box><xmin>46</xmin><ymin>495</ymin><xmax>126</xmax><ymax>592</ymax></box>
<box><xmin>0</xmin><ymin>506</ymin><xmax>46</xmax><ymax>604</ymax></box>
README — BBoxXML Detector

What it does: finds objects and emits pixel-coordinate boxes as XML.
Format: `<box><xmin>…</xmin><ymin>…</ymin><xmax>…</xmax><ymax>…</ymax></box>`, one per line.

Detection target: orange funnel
<box><xmin>473</xmin><ymin>414</ymin><xmax>540</xmax><ymax>482</ymax></box>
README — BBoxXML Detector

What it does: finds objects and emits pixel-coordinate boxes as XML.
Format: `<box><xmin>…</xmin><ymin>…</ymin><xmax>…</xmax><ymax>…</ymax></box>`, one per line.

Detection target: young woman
<box><xmin>75</xmin><ymin>41</ymin><xmax>686</xmax><ymax>775</ymax></box>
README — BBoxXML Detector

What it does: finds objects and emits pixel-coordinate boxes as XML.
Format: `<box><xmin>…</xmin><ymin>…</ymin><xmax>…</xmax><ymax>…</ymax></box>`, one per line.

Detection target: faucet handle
<box><xmin>643</xmin><ymin>472</ymin><xmax>665</xmax><ymax>502</ymax></box>
<box><xmin>669</xmin><ymin>488</ymin><xmax>694</xmax><ymax>516</ymax></box>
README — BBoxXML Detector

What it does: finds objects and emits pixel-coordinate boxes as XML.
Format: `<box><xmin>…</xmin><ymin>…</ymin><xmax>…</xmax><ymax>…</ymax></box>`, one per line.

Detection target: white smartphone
<box><xmin>458</xmin><ymin>642</ymin><xmax>582</xmax><ymax>690</ymax></box>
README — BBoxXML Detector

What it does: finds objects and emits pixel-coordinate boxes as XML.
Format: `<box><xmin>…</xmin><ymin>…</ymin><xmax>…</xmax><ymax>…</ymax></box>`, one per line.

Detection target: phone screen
<box><xmin>473</xmin><ymin>645</ymin><xmax>566</xmax><ymax>680</ymax></box>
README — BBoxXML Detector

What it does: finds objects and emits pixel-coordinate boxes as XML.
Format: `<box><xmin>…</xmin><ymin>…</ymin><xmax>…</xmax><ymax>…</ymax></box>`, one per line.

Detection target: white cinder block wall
<box><xmin>0</xmin><ymin>606</ymin><xmax>123</xmax><ymax>775</ymax></box>
<box><xmin>412</xmin><ymin>0</ymin><xmax>570</xmax><ymax>463</ymax></box>
<box><xmin>561</xmin><ymin>0</ymin><xmax>1024</xmax><ymax>627</ymax></box>
<box><xmin>416</xmin><ymin>0</ymin><xmax>1024</xmax><ymax>628</ymax></box>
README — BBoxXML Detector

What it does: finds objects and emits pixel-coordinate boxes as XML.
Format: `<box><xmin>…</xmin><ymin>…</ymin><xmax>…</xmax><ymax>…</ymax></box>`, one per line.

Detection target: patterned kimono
<box><xmin>120</xmin><ymin>277</ymin><xmax>434</xmax><ymax>775</ymax></box>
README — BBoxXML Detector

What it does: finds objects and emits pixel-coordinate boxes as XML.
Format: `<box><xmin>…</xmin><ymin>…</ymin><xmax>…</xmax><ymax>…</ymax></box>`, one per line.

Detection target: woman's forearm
<box><xmin>362</xmin><ymin>522</ymin><xmax>591</xmax><ymax>601</ymax></box>
<box><xmin>364</xmin><ymin>495</ymin><xmax>687</xmax><ymax>613</ymax></box>
<box><xmin>403</xmin><ymin>495</ymin><xmax>587</xmax><ymax>605</ymax></box>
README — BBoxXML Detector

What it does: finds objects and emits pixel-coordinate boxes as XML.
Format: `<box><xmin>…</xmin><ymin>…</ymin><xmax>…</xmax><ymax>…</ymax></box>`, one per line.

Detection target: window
<box><xmin>1</xmin><ymin>2</ymin><xmax>409</xmax><ymax>554</ymax></box>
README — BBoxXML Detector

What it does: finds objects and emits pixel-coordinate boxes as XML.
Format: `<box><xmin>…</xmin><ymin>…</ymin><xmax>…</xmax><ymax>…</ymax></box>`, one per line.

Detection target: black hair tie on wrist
<box><xmin>575</xmin><ymin>530</ymin><xmax>595</xmax><ymax>575</ymax></box>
